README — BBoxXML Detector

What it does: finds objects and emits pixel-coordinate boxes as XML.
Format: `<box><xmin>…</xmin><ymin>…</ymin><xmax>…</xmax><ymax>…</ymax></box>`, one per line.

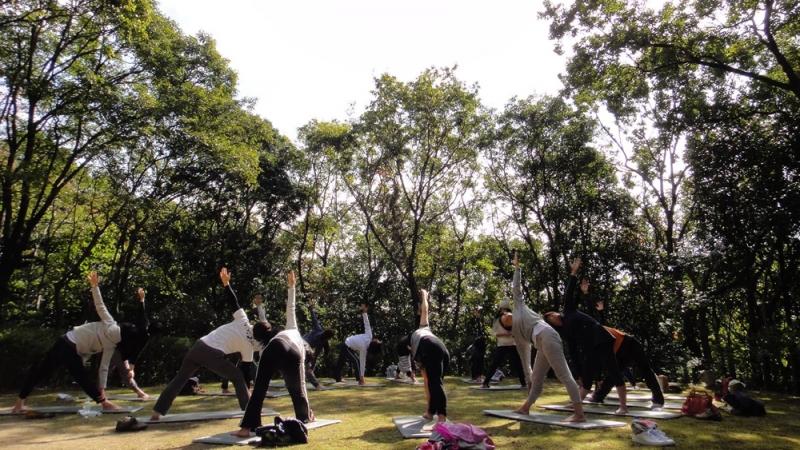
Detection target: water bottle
<box><xmin>83</xmin><ymin>398</ymin><xmax>91</xmax><ymax>413</ymax></box>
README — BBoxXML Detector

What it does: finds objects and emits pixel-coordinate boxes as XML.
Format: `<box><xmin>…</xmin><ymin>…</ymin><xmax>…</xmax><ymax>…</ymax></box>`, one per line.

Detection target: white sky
<box><xmin>157</xmin><ymin>0</ymin><xmax>566</xmax><ymax>143</ymax></box>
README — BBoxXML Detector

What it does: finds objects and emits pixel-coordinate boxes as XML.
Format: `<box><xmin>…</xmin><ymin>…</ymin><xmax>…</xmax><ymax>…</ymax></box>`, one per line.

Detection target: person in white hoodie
<box><xmin>233</xmin><ymin>271</ymin><xmax>315</xmax><ymax>436</ymax></box>
<box><xmin>11</xmin><ymin>271</ymin><xmax>125</xmax><ymax>413</ymax></box>
<box><xmin>151</xmin><ymin>268</ymin><xmax>273</xmax><ymax>420</ymax></box>
<box><xmin>333</xmin><ymin>304</ymin><xmax>382</xmax><ymax>385</ymax></box>
<box><xmin>509</xmin><ymin>253</ymin><xmax>586</xmax><ymax>423</ymax></box>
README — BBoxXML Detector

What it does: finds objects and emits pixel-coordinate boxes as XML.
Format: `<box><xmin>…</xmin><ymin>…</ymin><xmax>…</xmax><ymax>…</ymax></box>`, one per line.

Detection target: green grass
<box><xmin>2</xmin><ymin>378</ymin><xmax>799</xmax><ymax>449</ymax></box>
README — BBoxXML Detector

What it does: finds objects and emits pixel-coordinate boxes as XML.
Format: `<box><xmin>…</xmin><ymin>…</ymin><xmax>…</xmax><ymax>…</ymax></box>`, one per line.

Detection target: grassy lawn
<box><xmin>1</xmin><ymin>378</ymin><xmax>799</xmax><ymax>449</ymax></box>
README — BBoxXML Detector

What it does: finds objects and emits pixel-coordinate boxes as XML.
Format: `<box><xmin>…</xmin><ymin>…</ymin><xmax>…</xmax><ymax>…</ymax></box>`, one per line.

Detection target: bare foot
<box><xmin>511</xmin><ymin>408</ymin><xmax>529</xmax><ymax>415</ymax></box>
<box><xmin>102</xmin><ymin>401</ymin><xmax>124</xmax><ymax>411</ymax></box>
<box><xmin>150</xmin><ymin>413</ymin><xmax>163</xmax><ymax>421</ymax></box>
<box><xmin>422</xmin><ymin>412</ymin><xmax>433</xmax><ymax>420</ymax></box>
<box><xmin>615</xmin><ymin>407</ymin><xmax>629</xmax><ymax>415</ymax></box>
<box><xmin>137</xmin><ymin>393</ymin><xmax>152</xmax><ymax>399</ymax></box>
<box><xmin>11</xmin><ymin>406</ymin><xmax>29</xmax><ymax>414</ymax></box>
<box><xmin>562</xmin><ymin>413</ymin><xmax>587</xmax><ymax>423</ymax></box>
<box><xmin>314</xmin><ymin>385</ymin><xmax>326</xmax><ymax>391</ymax></box>
<box><xmin>222</xmin><ymin>389</ymin><xmax>232</xmax><ymax>394</ymax></box>
<box><xmin>231</xmin><ymin>428</ymin><xmax>251</xmax><ymax>437</ymax></box>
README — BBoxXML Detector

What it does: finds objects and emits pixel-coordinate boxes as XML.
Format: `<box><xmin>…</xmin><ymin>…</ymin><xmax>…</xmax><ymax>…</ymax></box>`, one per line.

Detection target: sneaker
<box><xmin>649</xmin><ymin>403</ymin><xmax>663</xmax><ymax>410</ymax></box>
<box><xmin>631</xmin><ymin>420</ymin><xmax>675</xmax><ymax>446</ymax></box>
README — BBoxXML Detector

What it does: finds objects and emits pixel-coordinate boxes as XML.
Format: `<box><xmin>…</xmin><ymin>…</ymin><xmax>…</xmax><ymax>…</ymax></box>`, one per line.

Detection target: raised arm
<box><xmin>87</xmin><ymin>271</ymin><xmax>116</xmax><ymax>326</ymax></box>
<box><xmin>136</xmin><ymin>287</ymin><xmax>149</xmax><ymax>330</ymax></box>
<box><xmin>254</xmin><ymin>295</ymin><xmax>269</xmax><ymax>326</ymax></box>
<box><xmin>309</xmin><ymin>300</ymin><xmax>322</xmax><ymax>333</ymax></box>
<box><xmin>419</xmin><ymin>290</ymin><xmax>429</xmax><ymax>327</ymax></box>
<box><xmin>512</xmin><ymin>252</ymin><xmax>523</xmax><ymax>309</ymax></box>
<box><xmin>581</xmin><ymin>279</ymin><xmax>605</xmax><ymax>324</ymax></box>
<box><xmin>286</xmin><ymin>271</ymin><xmax>297</xmax><ymax>330</ymax></box>
<box><xmin>360</xmin><ymin>303</ymin><xmax>371</xmax><ymax>338</ymax></box>
<box><xmin>563</xmin><ymin>258</ymin><xmax>581</xmax><ymax>314</ymax></box>
<box><xmin>219</xmin><ymin>268</ymin><xmax>242</xmax><ymax>316</ymax></box>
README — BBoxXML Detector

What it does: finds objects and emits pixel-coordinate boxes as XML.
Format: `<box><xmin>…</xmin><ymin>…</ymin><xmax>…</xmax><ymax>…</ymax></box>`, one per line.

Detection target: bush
<box><xmin>0</xmin><ymin>327</ymin><xmax>68</xmax><ymax>392</ymax></box>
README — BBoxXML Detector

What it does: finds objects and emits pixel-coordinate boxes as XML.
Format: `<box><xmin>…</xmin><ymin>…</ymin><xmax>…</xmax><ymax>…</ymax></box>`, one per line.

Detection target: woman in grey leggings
<box><xmin>509</xmin><ymin>253</ymin><xmax>586</xmax><ymax>422</ymax></box>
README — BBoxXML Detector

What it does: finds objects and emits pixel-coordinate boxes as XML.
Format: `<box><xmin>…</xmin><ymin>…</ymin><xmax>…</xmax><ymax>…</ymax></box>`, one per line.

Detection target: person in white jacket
<box><xmin>11</xmin><ymin>271</ymin><xmax>125</xmax><ymax>413</ymax></box>
<box><xmin>151</xmin><ymin>268</ymin><xmax>273</xmax><ymax>420</ymax></box>
<box><xmin>333</xmin><ymin>304</ymin><xmax>382</xmax><ymax>385</ymax></box>
<box><xmin>233</xmin><ymin>271</ymin><xmax>315</xmax><ymax>436</ymax></box>
<box><xmin>509</xmin><ymin>253</ymin><xmax>586</xmax><ymax>423</ymax></box>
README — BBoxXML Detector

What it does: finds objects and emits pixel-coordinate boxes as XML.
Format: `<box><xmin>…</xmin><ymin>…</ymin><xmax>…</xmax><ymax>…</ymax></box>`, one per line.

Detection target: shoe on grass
<box><xmin>631</xmin><ymin>419</ymin><xmax>675</xmax><ymax>446</ymax></box>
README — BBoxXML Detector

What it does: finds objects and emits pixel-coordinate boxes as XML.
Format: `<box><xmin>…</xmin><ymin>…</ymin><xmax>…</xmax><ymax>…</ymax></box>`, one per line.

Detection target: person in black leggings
<box><xmin>398</xmin><ymin>289</ymin><xmax>450</xmax><ymax>424</ymax></box>
<box><xmin>543</xmin><ymin>258</ymin><xmax>628</xmax><ymax>414</ymax></box>
<box><xmin>234</xmin><ymin>271</ymin><xmax>315</xmax><ymax>436</ymax></box>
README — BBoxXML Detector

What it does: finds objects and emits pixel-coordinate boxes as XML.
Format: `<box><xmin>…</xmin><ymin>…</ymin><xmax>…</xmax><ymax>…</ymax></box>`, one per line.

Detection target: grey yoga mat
<box><xmin>541</xmin><ymin>404</ymin><xmax>682</xmax><ymax>419</ymax></box>
<box><xmin>0</xmin><ymin>405</ymin><xmax>142</xmax><ymax>415</ymax></box>
<box><xmin>393</xmin><ymin>416</ymin><xmax>438</xmax><ymax>439</ymax></box>
<box><xmin>470</xmin><ymin>384</ymin><xmax>524</xmax><ymax>391</ymax></box>
<box><xmin>460</xmin><ymin>378</ymin><xmax>498</xmax><ymax>384</ymax></box>
<box><xmin>191</xmin><ymin>419</ymin><xmax>342</xmax><ymax>445</ymax></box>
<box><xmin>77</xmin><ymin>394</ymin><xmax>157</xmax><ymax>402</ymax></box>
<box><xmin>330</xmin><ymin>381</ymin><xmax>385</xmax><ymax>387</ymax></box>
<box><xmin>198</xmin><ymin>391</ymin><xmax>289</xmax><ymax>398</ymax></box>
<box><xmin>385</xmin><ymin>378</ymin><xmax>423</xmax><ymax>385</ymax></box>
<box><xmin>585</xmin><ymin>400</ymin><xmax>684</xmax><ymax>410</ymax></box>
<box><xmin>136</xmin><ymin>408</ymin><xmax>278</xmax><ymax>424</ymax></box>
<box><xmin>607</xmin><ymin>394</ymin><xmax>686</xmax><ymax>401</ymax></box>
<box><xmin>484</xmin><ymin>410</ymin><xmax>627</xmax><ymax>429</ymax></box>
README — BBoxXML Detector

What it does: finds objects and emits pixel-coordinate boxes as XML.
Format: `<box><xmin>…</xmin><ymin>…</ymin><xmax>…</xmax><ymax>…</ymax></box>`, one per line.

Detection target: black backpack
<box><xmin>256</xmin><ymin>416</ymin><xmax>309</xmax><ymax>446</ymax></box>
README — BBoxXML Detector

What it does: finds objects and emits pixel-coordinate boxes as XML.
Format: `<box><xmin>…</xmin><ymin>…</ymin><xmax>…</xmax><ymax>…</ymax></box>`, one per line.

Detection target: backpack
<box><xmin>256</xmin><ymin>416</ymin><xmax>309</xmax><ymax>446</ymax></box>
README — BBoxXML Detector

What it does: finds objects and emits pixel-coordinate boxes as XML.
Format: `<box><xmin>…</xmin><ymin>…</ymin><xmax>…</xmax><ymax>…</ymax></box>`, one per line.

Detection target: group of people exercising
<box><xmin>10</xmin><ymin>252</ymin><xmax>664</xmax><ymax>430</ymax></box>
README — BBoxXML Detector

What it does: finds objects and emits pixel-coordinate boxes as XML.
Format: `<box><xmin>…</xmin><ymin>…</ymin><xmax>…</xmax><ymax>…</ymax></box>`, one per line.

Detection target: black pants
<box><xmin>581</xmin><ymin>340</ymin><xmax>625</xmax><ymax>391</ymax></box>
<box><xmin>19</xmin><ymin>336</ymin><xmax>105</xmax><ymax>403</ymax></box>
<box><xmin>333</xmin><ymin>342</ymin><xmax>360</xmax><ymax>382</ymax></box>
<box><xmin>240</xmin><ymin>338</ymin><xmax>309</xmax><ymax>429</ymax></box>
<box><xmin>418</xmin><ymin>336</ymin><xmax>449</xmax><ymax>416</ymax></box>
<box><xmin>592</xmin><ymin>336</ymin><xmax>665</xmax><ymax>404</ymax></box>
<box><xmin>470</xmin><ymin>353</ymin><xmax>484</xmax><ymax>380</ymax></box>
<box><xmin>482</xmin><ymin>345</ymin><xmax>525</xmax><ymax>386</ymax></box>
<box><xmin>221</xmin><ymin>353</ymin><xmax>256</xmax><ymax>390</ymax></box>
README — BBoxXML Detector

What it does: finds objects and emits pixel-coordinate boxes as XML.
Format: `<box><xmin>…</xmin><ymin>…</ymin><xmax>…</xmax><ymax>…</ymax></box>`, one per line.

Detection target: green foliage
<box><xmin>0</xmin><ymin>327</ymin><xmax>67</xmax><ymax>390</ymax></box>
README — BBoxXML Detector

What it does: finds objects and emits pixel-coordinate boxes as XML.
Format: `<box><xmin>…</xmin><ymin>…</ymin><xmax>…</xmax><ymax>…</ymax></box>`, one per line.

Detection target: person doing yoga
<box><xmin>12</xmin><ymin>272</ymin><xmax>127</xmax><ymax>413</ymax></box>
<box><xmin>543</xmin><ymin>258</ymin><xmax>628</xmax><ymax>414</ymax></box>
<box><xmin>507</xmin><ymin>253</ymin><xmax>586</xmax><ymax>422</ymax></box>
<box><xmin>151</xmin><ymin>268</ymin><xmax>273</xmax><ymax>420</ymax></box>
<box><xmin>333</xmin><ymin>304</ymin><xmax>382</xmax><ymax>385</ymax></box>
<box><xmin>233</xmin><ymin>270</ymin><xmax>315</xmax><ymax>436</ymax></box>
<box><xmin>303</xmin><ymin>298</ymin><xmax>334</xmax><ymax>390</ymax></box>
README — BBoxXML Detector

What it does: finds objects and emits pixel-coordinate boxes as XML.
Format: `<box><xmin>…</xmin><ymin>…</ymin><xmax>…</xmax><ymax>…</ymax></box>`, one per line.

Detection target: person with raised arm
<box><xmin>580</xmin><ymin>281</ymin><xmax>665</xmax><ymax>409</ymax></box>
<box><xmin>105</xmin><ymin>287</ymin><xmax>162</xmax><ymax>399</ymax></box>
<box><xmin>398</xmin><ymin>289</ymin><xmax>450</xmax><ymax>424</ymax></box>
<box><xmin>543</xmin><ymin>258</ymin><xmax>629</xmax><ymax>414</ymax></box>
<box><xmin>234</xmin><ymin>271</ymin><xmax>315</xmax><ymax>436</ymax></box>
<box><xmin>333</xmin><ymin>304</ymin><xmax>382</xmax><ymax>385</ymax></box>
<box><xmin>11</xmin><ymin>271</ymin><xmax>125</xmax><ymax>413</ymax></box>
<box><xmin>479</xmin><ymin>300</ymin><xmax>526</xmax><ymax>389</ymax></box>
<box><xmin>150</xmin><ymin>268</ymin><xmax>273</xmax><ymax>420</ymax></box>
<box><xmin>507</xmin><ymin>253</ymin><xmax>586</xmax><ymax>422</ymax></box>
<box><xmin>302</xmin><ymin>297</ymin><xmax>334</xmax><ymax>390</ymax></box>
<box><xmin>221</xmin><ymin>295</ymin><xmax>270</xmax><ymax>393</ymax></box>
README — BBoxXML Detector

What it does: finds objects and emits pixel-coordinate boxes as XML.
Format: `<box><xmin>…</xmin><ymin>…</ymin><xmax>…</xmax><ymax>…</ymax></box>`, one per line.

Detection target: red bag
<box><xmin>681</xmin><ymin>388</ymin><xmax>713</xmax><ymax>416</ymax></box>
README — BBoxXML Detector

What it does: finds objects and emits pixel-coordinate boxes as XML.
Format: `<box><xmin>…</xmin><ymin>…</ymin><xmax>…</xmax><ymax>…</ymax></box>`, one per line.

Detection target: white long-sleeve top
<box><xmin>271</xmin><ymin>287</ymin><xmax>309</xmax><ymax>411</ymax></box>
<box><xmin>490</xmin><ymin>316</ymin><xmax>515</xmax><ymax>346</ymax></box>
<box><xmin>344</xmin><ymin>312</ymin><xmax>372</xmax><ymax>379</ymax></box>
<box><xmin>257</xmin><ymin>303</ymin><xmax>268</xmax><ymax>325</ymax></box>
<box><xmin>201</xmin><ymin>308</ymin><xmax>261</xmax><ymax>363</ymax></box>
<box><xmin>510</xmin><ymin>267</ymin><xmax>552</xmax><ymax>385</ymax></box>
<box><xmin>66</xmin><ymin>286</ymin><xmax>121</xmax><ymax>390</ymax></box>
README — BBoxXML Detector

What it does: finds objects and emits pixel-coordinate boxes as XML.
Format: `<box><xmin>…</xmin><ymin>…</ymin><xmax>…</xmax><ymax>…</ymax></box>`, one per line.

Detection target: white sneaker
<box><xmin>632</xmin><ymin>420</ymin><xmax>675</xmax><ymax>446</ymax></box>
<box><xmin>649</xmin><ymin>403</ymin><xmax>664</xmax><ymax>410</ymax></box>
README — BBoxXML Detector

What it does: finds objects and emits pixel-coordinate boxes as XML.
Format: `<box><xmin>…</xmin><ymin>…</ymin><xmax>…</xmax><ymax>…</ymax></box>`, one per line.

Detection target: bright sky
<box><xmin>157</xmin><ymin>0</ymin><xmax>566</xmax><ymax>143</ymax></box>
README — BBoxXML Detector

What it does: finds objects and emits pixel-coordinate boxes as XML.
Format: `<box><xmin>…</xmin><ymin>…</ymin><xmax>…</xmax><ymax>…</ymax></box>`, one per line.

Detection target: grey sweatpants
<box><xmin>153</xmin><ymin>340</ymin><xmax>250</xmax><ymax>415</ymax></box>
<box><xmin>525</xmin><ymin>326</ymin><xmax>582</xmax><ymax>405</ymax></box>
<box><xmin>103</xmin><ymin>349</ymin><xmax>141</xmax><ymax>393</ymax></box>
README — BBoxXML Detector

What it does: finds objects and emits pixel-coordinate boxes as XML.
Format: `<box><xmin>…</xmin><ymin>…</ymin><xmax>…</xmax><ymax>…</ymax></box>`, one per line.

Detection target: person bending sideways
<box><xmin>398</xmin><ymin>289</ymin><xmax>450</xmax><ymax>424</ymax></box>
<box><xmin>13</xmin><ymin>272</ymin><xmax>127</xmax><ymax>413</ymax></box>
<box><xmin>507</xmin><ymin>252</ymin><xmax>586</xmax><ymax>422</ymax></box>
<box><xmin>544</xmin><ymin>258</ymin><xmax>629</xmax><ymax>414</ymax></box>
<box><xmin>302</xmin><ymin>298</ymin><xmax>334</xmax><ymax>390</ymax></box>
<box><xmin>479</xmin><ymin>301</ymin><xmax>526</xmax><ymax>389</ymax></box>
<box><xmin>105</xmin><ymin>287</ymin><xmax>163</xmax><ymax>399</ymax></box>
<box><xmin>150</xmin><ymin>268</ymin><xmax>273</xmax><ymax>420</ymax></box>
<box><xmin>234</xmin><ymin>271</ymin><xmax>315</xmax><ymax>436</ymax></box>
<box><xmin>222</xmin><ymin>296</ymin><xmax>270</xmax><ymax>393</ymax></box>
<box><xmin>333</xmin><ymin>304</ymin><xmax>382</xmax><ymax>385</ymax></box>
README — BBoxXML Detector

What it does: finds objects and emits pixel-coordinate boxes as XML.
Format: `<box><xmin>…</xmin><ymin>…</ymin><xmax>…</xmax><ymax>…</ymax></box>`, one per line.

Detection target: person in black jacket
<box><xmin>543</xmin><ymin>258</ymin><xmax>628</xmax><ymax>414</ymax></box>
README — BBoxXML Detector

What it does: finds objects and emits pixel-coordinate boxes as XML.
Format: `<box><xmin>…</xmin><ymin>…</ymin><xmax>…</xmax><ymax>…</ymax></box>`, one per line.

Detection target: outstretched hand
<box><xmin>580</xmin><ymin>279</ymin><xmax>589</xmax><ymax>295</ymax></box>
<box><xmin>137</xmin><ymin>287</ymin><xmax>145</xmax><ymax>302</ymax></box>
<box><xmin>360</xmin><ymin>303</ymin><xmax>367</xmax><ymax>313</ymax></box>
<box><xmin>254</xmin><ymin>295</ymin><xmax>262</xmax><ymax>307</ymax></box>
<box><xmin>513</xmin><ymin>251</ymin><xmax>519</xmax><ymax>268</ymax></box>
<box><xmin>420</xmin><ymin>289</ymin><xmax>429</xmax><ymax>301</ymax></box>
<box><xmin>288</xmin><ymin>270</ymin><xmax>296</xmax><ymax>289</ymax></box>
<box><xmin>570</xmin><ymin>258</ymin><xmax>581</xmax><ymax>276</ymax></box>
<box><xmin>87</xmin><ymin>271</ymin><xmax>100</xmax><ymax>287</ymax></box>
<box><xmin>220</xmin><ymin>268</ymin><xmax>231</xmax><ymax>286</ymax></box>
<box><xmin>596</xmin><ymin>301</ymin><xmax>604</xmax><ymax>311</ymax></box>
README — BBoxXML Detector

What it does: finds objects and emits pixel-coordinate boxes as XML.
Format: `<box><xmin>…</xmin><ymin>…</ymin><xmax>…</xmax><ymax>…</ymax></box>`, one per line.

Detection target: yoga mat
<box><xmin>460</xmin><ymin>378</ymin><xmax>498</xmax><ymax>384</ymax></box>
<box><xmin>470</xmin><ymin>384</ymin><xmax>524</xmax><ymax>391</ymax></box>
<box><xmin>192</xmin><ymin>419</ymin><xmax>342</xmax><ymax>445</ymax></box>
<box><xmin>385</xmin><ymin>378</ymin><xmax>422</xmax><ymax>385</ymax></box>
<box><xmin>330</xmin><ymin>381</ymin><xmax>385</xmax><ymax>387</ymax></box>
<box><xmin>198</xmin><ymin>391</ymin><xmax>288</xmax><ymax>398</ymax></box>
<box><xmin>484</xmin><ymin>410</ymin><xmax>627</xmax><ymax>430</ymax></box>
<box><xmin>541</xmin><ymin>404</ymin><xmax>682</xmax><ymax>419</ymax></box>
<box><xmin>0</xmin><ymin>405</ymin><xmax>142</xmax><ymax>415</ymax></box>
<box><xmin>607</xmin><ymin>394</ymin><xmax>685</xmax><ymax>401</ymax></box>
<box><xmin>78</xmin><ymin>395</ymin><xmax>157</xmax><ymax>402</ymax></box>
<box><xmin>585</xmin><ymin>400</ymin><xmax>684</xmax><ymax>410</ymax></box>
<box><xmin>393</xmin><ymin>416</ymin><xmax>438</xmax><ymax>438</ymax></box>
<box><xmin>136</xmin><ymin>408</ymin><xmax>278</xmax><ymax>424</ymax></box>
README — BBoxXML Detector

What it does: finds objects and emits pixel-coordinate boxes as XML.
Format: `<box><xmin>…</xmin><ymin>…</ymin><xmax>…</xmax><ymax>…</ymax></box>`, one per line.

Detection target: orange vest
<box><xmin>604</xmin><ymin>326</ymin><xmax>626</xmax><ymax>353</ymax></box>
